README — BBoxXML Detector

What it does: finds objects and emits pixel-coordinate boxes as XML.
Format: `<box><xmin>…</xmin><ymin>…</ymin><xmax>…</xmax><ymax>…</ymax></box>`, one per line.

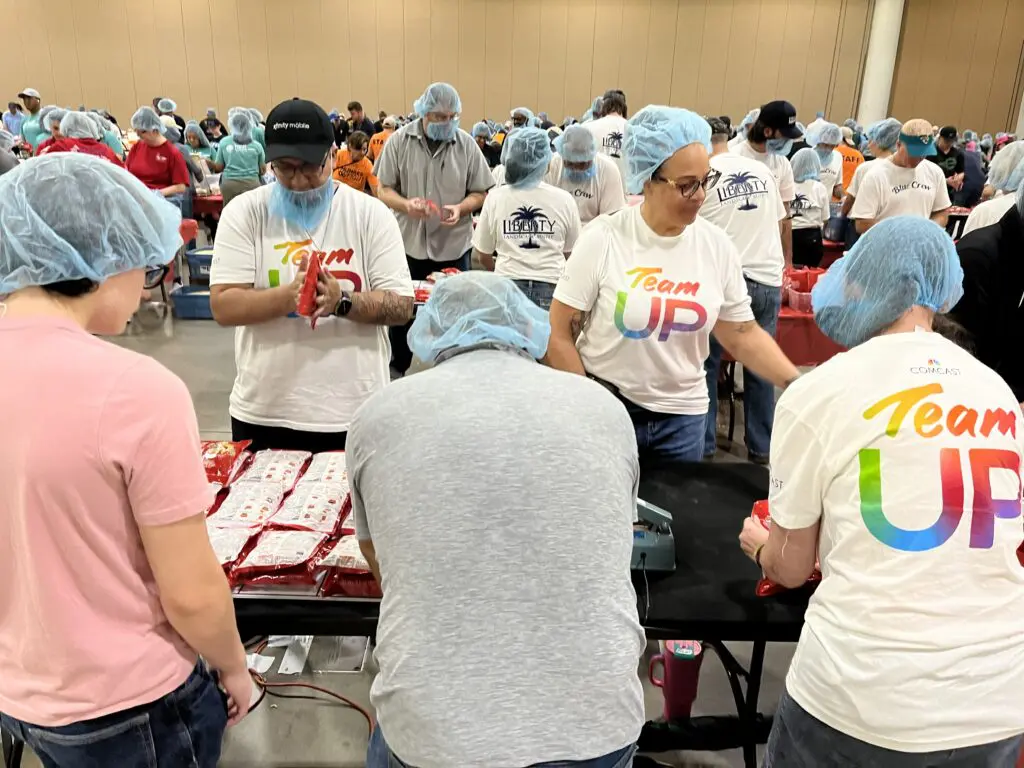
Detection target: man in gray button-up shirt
<box><xmin>375</xmin><ymin>82</ymin><xmax>494</xmax><ymax>374</ymax></box>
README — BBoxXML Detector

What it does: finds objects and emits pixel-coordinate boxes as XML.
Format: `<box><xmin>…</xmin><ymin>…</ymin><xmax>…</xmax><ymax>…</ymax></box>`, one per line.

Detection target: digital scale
<box><xmin>632</xmin><ymin>498</ymin><xmax>676</xmax><ymax>572</ymax></box>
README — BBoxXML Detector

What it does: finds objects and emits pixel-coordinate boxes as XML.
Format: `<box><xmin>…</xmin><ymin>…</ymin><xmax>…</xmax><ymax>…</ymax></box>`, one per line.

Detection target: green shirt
<box><xmin>252</xmin><ymin>125</ymin><xmax>265</xmax><ymax>150</ymax></box>
<box><xmin>190</xmin><ymin>145</ymin><xmax>215</xmax><ymax>160</ymax></box>
<box><xmin>215</xmin><ymin>138</ymin><xmax>265</xmax><ymax>180</ymax></box>
<box><xmin>21</xmin><ymin>116</ymin><xmax>46</xmax><ymax>149</ymax></box>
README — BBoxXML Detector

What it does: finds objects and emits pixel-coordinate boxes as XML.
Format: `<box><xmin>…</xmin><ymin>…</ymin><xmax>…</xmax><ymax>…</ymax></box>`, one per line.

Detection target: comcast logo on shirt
<box><xmin>502</xmin><ymin>206</ymin><xmax>555</xmax><ymax>250</ymax></box>
<box><xmin>910</xmin><ymin>358</ymin><xmax>960</xmax><ymax>375</ymax></box>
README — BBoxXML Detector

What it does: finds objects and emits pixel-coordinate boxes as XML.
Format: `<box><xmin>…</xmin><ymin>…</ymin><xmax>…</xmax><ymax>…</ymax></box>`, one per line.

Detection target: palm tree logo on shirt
<box><xmin>725</xmin><ymin>171</ymin><xmax>759</xmax><ymax>210</ymax></box>
<box><xmin>604</xmin><ymin>132</ymin><xmax>624</xmax><ymax>158</ymax></box>
<box><xmin>506</xmin><ymin>206</ymin><xmax>553</xmax><ymax>249</ymax></box>
<box><xmin>792</xmin><ymin>193</ymin><xmax>809</xmax><ymax>211</ymax></box>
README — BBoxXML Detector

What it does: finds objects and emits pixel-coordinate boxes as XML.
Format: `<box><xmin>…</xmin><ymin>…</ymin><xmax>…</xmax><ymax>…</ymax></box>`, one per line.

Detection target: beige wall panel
<box><xmin>72</xmin><ymin>0</ymin><xmax>110</xmax><ymax>112</ymax></box>
<box><xmin>377</xmin><ymin>0</ymin><xmax>407</xmax><ymax>116</ymax></box>
<box><xmin>958</xmin><ymin>0</ymin><xmax>1009</xmax><ymax>130</ymax></box>
<box><xmin>695</xmin><ymin>0</ymin><xmax>732</xmax><ymax>114</ymax></box>
<box><xmin>536</xmin><ymin>0</ymin><xmax>569</xmax><ymax>121</ymax></box>
<box><xmin>404</xmin><ymin>0</ymin><xmax>433</xmax><ymax>111</ymax></box>
<box><xmin>916</xmin><ymin>0</ymin><xmax>956</xmax><ymax>120</ymax></box>
<box><xmin>151</xmin><ymin>0</ymin><xmax>192</xmax><ymax>114</ymax></box>
<box><xmin>562</xmin><ymin>0</ymin><xmax>596</xmax><ymax>119</ymax></box>
<box><xmin>348</xmin><ymin>0</ymin><xmax>381</xmax><ymax>112</ymax></box>
<box><xmin>746</xmin><ymin>0</ymin><xmax>787</xmax><ymax>115</ymax></box>
<box><xmin>888</xmin><ymin>0</ymin><xmax>930</xmax><ymax>120</ymax></box>
<box><xmin>985</xmin><ymin>0</ymin><xmax>1024</xmax><ymax>131</ymax></box>
<box><xmin>669</xmin><ymin>0</ymin><xmax>708</xmax><ymax>110</ymax></box>
<box><xmin>320</xmin><ymin>0</ymin><xmax>352</xmax><ymax>112</ymax></box>
<box><xmin>617</xmin><ymin>0</ymin><xmax>650</xmax><ymax>109</ymax></box>
<box><xmin>207</xmin><ymin>0</ymin><xmax>244</xmax><ymax>114</ymax></box>
<box><xmin>0</xmin><ymin>0</ymin><xmax>29</xmax><ymax>99</ymax></box>
<box><xmin>40</xmin><ymin>0</ymin><xmax>83</xmax><ymax>109</ymax></box>
<box><xmin>827</xmin><ymin>0</ymin><xmax>871</xmax><ymax>120</ymax></box>
<box><xmin>643</xmin><ymin>0</ymin><xmax>679</xmax><ymax>108</ymax></box>
<box><xmin>722</xmin><ymin>0</ymin><xmax>761</xmax><ymax>119</ymax></box>
<box><xmin>510</xmin><ymin>0</ymin><xmax>542</xmax><ymax>111</ymax></box>
<box><xmin>775</xmin><ymin>0</ymin><xmax>814</xmax><ymax>114</ymax></box>
<box><xmin>483</xmin><ymin>2</ymin><xmax>514</xmax><ymax>119</ymax></box>
<box><xmin>431</xmin><ymin>0</ymin><xmax>461</xmax><ymax>90</ymax></box>
<box><xmin>89</xmin><ymin>0</ymin><xmax>138</xmax><ymax>119</ymax></box>
<box><xmin>263</xmin><ymin>1</ymin><xmax>296</xmax><ymax>107</ymax></box>
<box><xmin>289</xmin><ymin>0</ymin><xmax>326</xmax><ymax>107</ymax></box>
<box><xmin>590</xmin><ymin>0</ymin><xmax>624</xmax><ymax>97</ymax></box>
<box><xmin>798</xmin><ymin>0</ymin><xmax>841</xmax><ymax>119</ymax></box>
<box><xmin>180</xmin><ymin>0</ymin><xmax>219</xmax><ymax>118</ymax></box>
<box><xmin>457</xmin><ymin>0</ymin><xmax>487</xmax><ymax>122</ymax></box>
<box><xmin>235</xmin><ymin>0</ymin><xmax>272</xmax><ymax>111</ymax></box>
<box><xmin>124</xmin><ymin>0</ymin><xmax>162</xmax><ymax>115</ymax></box>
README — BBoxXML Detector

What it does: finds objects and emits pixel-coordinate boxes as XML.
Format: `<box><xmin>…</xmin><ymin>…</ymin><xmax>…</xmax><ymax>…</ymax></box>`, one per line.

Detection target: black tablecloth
<box><xmin>637</xmin><ymin>462</ymin><xmax>809</xmax><ymax>642</ymax></box>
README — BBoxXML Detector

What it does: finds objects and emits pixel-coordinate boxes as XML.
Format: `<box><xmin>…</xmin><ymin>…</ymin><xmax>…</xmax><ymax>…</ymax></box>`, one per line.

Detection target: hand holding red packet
<box><xmin>297</xmin><ymin>252</ymin><xmax>321</xmax><ymax>326</ymax></box>
<box><xmin>751</xmin><ymin>500</ymin><xmax>822</xmax><ymax>597</ymax></box>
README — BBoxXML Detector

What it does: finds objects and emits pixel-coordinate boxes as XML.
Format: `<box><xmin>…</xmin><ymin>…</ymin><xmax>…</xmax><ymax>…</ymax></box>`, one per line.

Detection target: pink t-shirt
<box><xmin>0</xmin><ymin>316</ymin><xmax>213</xmax><ymax>726</ymax></box>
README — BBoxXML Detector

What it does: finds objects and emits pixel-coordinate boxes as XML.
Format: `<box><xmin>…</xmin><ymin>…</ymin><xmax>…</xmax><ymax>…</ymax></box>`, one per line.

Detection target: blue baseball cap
<box><xmin>899</xmin><ymin>131</ymin><xmax>937</xmax><ymax>157</ymax></box>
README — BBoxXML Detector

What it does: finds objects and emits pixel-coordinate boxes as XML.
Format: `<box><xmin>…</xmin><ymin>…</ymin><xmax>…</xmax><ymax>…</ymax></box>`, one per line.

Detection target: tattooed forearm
<box><xmin>348</xmin><ymin>291</ymin><xmax>415</xmax><ymax>326</ymax></box>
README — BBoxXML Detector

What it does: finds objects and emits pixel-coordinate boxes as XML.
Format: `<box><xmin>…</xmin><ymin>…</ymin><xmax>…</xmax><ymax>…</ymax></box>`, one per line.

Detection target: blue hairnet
<box><xmin>184</xmin><ymin>121</ymin><xmax>210</xmax><ymax>147</ymax></box>
<box><xmin>866</xmin><ymin>118</ymin><xmax>902</xmax><ymax>152</ymax></box>
<box><xmin>162</xmin><ymin>124</ymin><xmax>182</xmax><ymax>144</ymax></box>
<box><xmin>157</xmin><ymin>98</ymin><xmax>176</xmax><ymax>113</ymax></box>
<box><xmin>471</xmin><ymin>121</ymin><xmax>491</xmax><ymax>139</ymax></box>
<box><xmin>808</xmin><ymin>122</ymin><xmax>842</xmax><ymax>147</ymax></box>
<box><xmin>0</xmin><ymin>129</ymin><xmax>15</xmax><ymax>152</ymax></box>
<box><xmin>790</xmin><ymin>148</ymin><xmax>822</xmax><ymax>182</ymax></box>
<box><xmin>408</xmin><ymin>271</ymin><xmax>551</xmax><ymax>362</ymax></box>
<box><xmin>37</xmin><ymin>105</ymin><xmax>56</xmax><ymax>130</ymax></box>
<box><xmin>986</xmin><ymin>140</ymin><xmax>1024</xmax><ymax>193</ymax></box>
<box><xmin>555</xmin><ymin>125</ymin><xmax>596</xmax><ymax>163</ymax></box>
<box><xmin>131</xmin><ymin>106</ymin><xmax>163</xmax><ymax>133</ymax></box>
<box><xmin>811</xmin><ymin>217</ymin><xmax>963</xmax><ymax>349</ymax></box>
<box><xmin>512</xmin><ymin>106</ymin><xmax>534</xmax><ymax>121</ymax></box>
<box><xmin>60</xmin><ymin>111</ymin><xmax>101</xmax><ymax>140</ymax></box>
<box><xmin>843</xmin><ymin>118</ymin><xmax>862</xmax><ymax>132</ymax></box>
<box><xmin>581</xmin><ymin>96</ymin><xmax>602</xmax><ymax>122</ymax></box>
<box><xmin>229</xmin><ymin>111</ymin><xmax>253</xmax><ymax>144</ymax></box>
<box><xmin>43</xmin><ymin>108</ymin><xmax>67</xmax><ymax>133</ymax></box>
<box><xmin>623</xmin><ymin>106</ymin><xmax>712</xmax><ymax>195</ymax></box>
<box><xmin>413</xmin><ymin>83</ymin><xmax>461</xmax><ymax>117</ymax></box>
<box><xmin>248</xmin><ymin>108</ymin><xmax>264</xmax><ymax>124</ymax></box>
<box><xmin>739</xmin><ymin>109</ymin><xmax>760</xmax><ymax>129</ymax></box>
<box><xmin>503</xmin><ymin>127</ymin><xmax>552</xmax><ymax>189</ymax></box>
<box><xmin>1017</xmin><ymin>178</ymin><xmax>1024</xmax><ymax>221</ymax></box>
<box><xmin>0</xmin><ymin>155</ymin><xmax>183</xmax><ymax>294</ymax></box>
<box><xmin>86</xmin><ymin>111</ymin><xmax>109</xmax><ymax>134</ymax></box>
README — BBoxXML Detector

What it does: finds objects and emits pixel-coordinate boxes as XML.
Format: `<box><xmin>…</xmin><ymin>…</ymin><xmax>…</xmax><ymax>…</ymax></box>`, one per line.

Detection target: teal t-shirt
<box><xmin>191</xmin><ymin>145</ymin><xmax>215</xmax><ymax>160</ymax></box>
<box><xmin>216</xmin><ymin>139</ymin><xmax>265</xmax><ymax>180</ymax></box>
<box><xmin>252</xmin><ymin>125</ymin><xmax>265</xmax><ymax>150</ymax></box>
<box><xmin>102</xmin><ymin>130</ymin><xmax>125</xmax><ymax>159</ymax></box>
<box><xmin>21</xmin><ymin>116</ymin><xmax>46</xmax><ymax>149</ymax></box>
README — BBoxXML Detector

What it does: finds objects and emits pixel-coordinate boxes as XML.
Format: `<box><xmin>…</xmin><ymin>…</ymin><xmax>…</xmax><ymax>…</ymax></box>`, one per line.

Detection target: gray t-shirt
<box><xmin>374</xmin><ymin>119</ymin><xmax>494</xmax><ymax>262</ymax></box>
<box><xmin>349</xmin><ymin>348</ymin><xmax>646</xmax><ymax>768</ymax></box>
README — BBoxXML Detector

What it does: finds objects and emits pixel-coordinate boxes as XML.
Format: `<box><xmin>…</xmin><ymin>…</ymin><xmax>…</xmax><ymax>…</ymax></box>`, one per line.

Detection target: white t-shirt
<box><xmin>962</xmin><ymin>194</ymin><xmax>1016</xmax><ymax>236</ymax></box>
<box><xmin>819</xmin><ymin>151</ymin><xmax>844</xmax><ymax>195</ymax></box>
<box><xmin>210</xmin><ymin>183</ymin><xmax>414</xmax><ymax>432</ymax></box>
<box><xmin>846</xmin><ymin>156</ymin><xmax>879</xmax><ymax>199</ymax></box>
<box><xmin>849</xmin><ymin>158</ymin><xmax>951</xmax><ymax>222</ymax></box>
<box><xmin>586</xmin><ymin>114</ymin><xmax>628</xmax><ymax>191</ymax></box>
<box><xmin>472</xmin><ymin>182</ymin><xmax>581</xmax><ymax>284</ymax></box>
<box><xmin>544</xmin><ymin>154</ymin><xmax>627</xmax><ymax>224</ymax></box>
<box><xmin>770</xmin><ymin>331</ymin><xmax>1024</xmax><ymax>752</ymax></box>
<box><xmin>553</xmin><ymin>206</ymin><xmax>753</xmax><ymax>415</ymax></box>
<box><xmin>491</xmin><ymin>164</ymin><xmax>506</xmax><ymax>186</ymax></box>
<box><xmin>790</xmin><ymin>179</ymin><xmax>831</xmax><ymax>231</ymax></box>
<box><xmin>729</xmin><ymin>141</ymin><xmax>795</xmax><ymax>202</ymax></box>
<box><xmin>699</xmin><ymin>154</ymin><xmax>787</xmax><ymax>287</ymax></box>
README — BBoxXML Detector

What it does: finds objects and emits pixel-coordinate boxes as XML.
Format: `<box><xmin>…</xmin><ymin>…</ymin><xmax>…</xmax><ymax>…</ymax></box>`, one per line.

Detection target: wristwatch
<box><xmin>333</xmin><ymin>290</ymin><xmax>353</xmax><ymax>318</ymax></box>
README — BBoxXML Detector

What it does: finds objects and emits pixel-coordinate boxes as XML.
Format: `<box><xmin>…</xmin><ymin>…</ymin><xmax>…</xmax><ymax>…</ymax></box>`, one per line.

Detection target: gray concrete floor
<box><xmin>22</xmin><ymin>318</ymin><xmax>793</xmax><ymax>768</ymax></box>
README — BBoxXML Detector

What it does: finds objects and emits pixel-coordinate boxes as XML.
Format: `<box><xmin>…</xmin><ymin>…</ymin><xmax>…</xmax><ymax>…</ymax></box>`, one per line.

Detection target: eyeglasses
<box><xmin>425</xmin><ymin>111</ymin><xmax>459</xmax><ymax>123</ymax></box>
<box><xmin>653</xmin><ymin>168</ymin><xmax>722</xmax><ymax>198</ymax></box>
<box><xmin>272</xmin><ymin>153</ymin><xmax>330</xmax><ymax>182</ymax></box>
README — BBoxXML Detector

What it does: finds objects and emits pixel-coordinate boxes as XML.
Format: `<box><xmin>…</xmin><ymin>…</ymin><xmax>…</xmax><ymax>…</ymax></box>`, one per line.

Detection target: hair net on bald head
<box><xmin>866</xmin><ymin>118</ymin><xmax>902</xmax><ymax>152</ymax></box>
<box><xmin>0</xmin><ymin>154</ymin><xmax>183</xmax><ymax>294</ymax></box>
<box><xmin>184</xmin><ymin>121</ymin><xmax>210</xmax><ymax>148</ymax></box>
<box><xmin>503</xmin><ymin>127</ymin><xmax>552</xmax><ymax>189</ymax></box>
<box><xmin>0</xmin><ymin>129</ymin><xmax>15</xmax><ymax>152</ymax></box>
<box><xmin>248</xmin><ymin>108</ymin><xmax>264</xmax><ymax>124</ymax></box>
<box><xmin>43</xmin><ymin>108</ymin><xmax>67</xmax><ymax>133</ymax></box>
<box><xmin>556</xmin><ymin>125</ymin><xmax>596</xmax><ymax>164</ymax></box>
<box><xmin>157</xmin><ymin>98</ymin><xmax>176</xmax><ymax>113</ymax></box>
<box><xmin>413</xmin><ymin>83</ymin><xmax>461</xmax><ymax>117</ymax></box>
<box><xmin>986</xmin><ymin>140</ymin><xmax>1024</xmax><ymax>193</ymax></box>
<box><xmin>790</xmin><ymin>148</ymin><xmax>822</xmax><ymax>183</ymax></box>
<box><xmin>229</xmin><ymin>111</ymin><xmax>253</xmax><ymax>145</ymax></box>
<box><xmin>471</xmin><ymin>121</ymin><xmax>491</xmax><ymax>139</ymax></box>
<box><xmin>808</xmin><ymin>122</ymin><xmax>842</xmax><ymax>147</ymax></box>
<box><xmin>408</xmin><ymin>272</ymin><xmax>551</xmax><ymax>362</ymax></box>
<box><xmin>812</xmin><ymin>217</ymin><xmax>963</xmax><ymax>349</ymax></box>
<box><xmin>131</xmin><ymin>106</ymin><xmax>163</xmax><ymax>134</ymax></box>
<box><xmin>227</xmin><ymin>106</ymin><xmax>245</xmax><ymax>120</ymax></box>
<box><xmin>623</xmin><ymin>106</ymin><xmax>712</xmax><ymax>195</ymax></box>
<box><xmin>60</xmin><ymin>111</ymin><xmax>101</xmax><ymax>140</ymax></box>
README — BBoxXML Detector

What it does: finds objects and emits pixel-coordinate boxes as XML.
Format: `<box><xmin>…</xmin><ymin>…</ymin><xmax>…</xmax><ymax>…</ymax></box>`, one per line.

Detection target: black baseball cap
<box><xmin>939</xmin><ymin>125</ymin><xmax>958</xmax><ymax>140</ymax></box>
<box><xmin>758</xmin><ymin>100</ymin><xmax>801</xmax><ymax>139</ymax></box>
<box><xmin>264</xmin><ymin>98</ymin><xmax>334</xmax><ymax>164</ymax></box>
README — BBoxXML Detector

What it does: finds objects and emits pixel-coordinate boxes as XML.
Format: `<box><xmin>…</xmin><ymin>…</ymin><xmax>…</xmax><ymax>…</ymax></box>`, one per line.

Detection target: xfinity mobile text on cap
<box><xmin>264</xmin><ymin>99</ymin><xmax>334</xmax><ymax>165</ymax></box>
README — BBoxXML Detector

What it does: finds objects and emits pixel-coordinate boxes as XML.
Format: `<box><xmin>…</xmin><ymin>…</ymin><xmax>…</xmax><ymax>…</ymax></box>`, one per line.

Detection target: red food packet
<box><xmin>299</xmin><ymin>452</ymin><xmax>348</xmax><ymax>486</ymax></box>
<box><xmin>318</xmin><ymin>537</ymin><xmax>382</xmax><ymax>598</ymax></box>
<box><xmin>235</xmin><ymin>450</ymin><xmax>311</xmax><ymax>491</ymax></box>
<box><xmin>441</xmin><ymin>267</ymin><xmax>461</xmax><ymax>276</ymax></box>
<box><xmin>751</xmin><ymin>500</ymin><xmax>822</xmax><ymax>597</ymax></box>
<box><xmin>231</xmin><ymin>529</ymin><xmax>329</xmax><ymax>585</ymax></box>
<box><xmin>201</xmin><ymin>440</ymin><xmax>252</xmax><ymax>486</ymax></box>
<box><xmin>206</xmin><ymin>524</ymin><xmax>256</xmax><ymax>573</ymax></box>
<box><xmin>269</xmin><ymin>482</ymin><xmax>347</xmax><ymax>535</ymax></box>
<box><xmin>297</xmin><ymin>253</ymin><xmax>321</xmax><ymax>317</ymax></box>
<box><xmin>207</xmin><ymin>483</ymin><xmax>285</xmax><ymax>529</ymax></box>
<box><xmin>339</xmin><ymin>510</ymin><xmax>356</xmax><ymax>537</ymax></box>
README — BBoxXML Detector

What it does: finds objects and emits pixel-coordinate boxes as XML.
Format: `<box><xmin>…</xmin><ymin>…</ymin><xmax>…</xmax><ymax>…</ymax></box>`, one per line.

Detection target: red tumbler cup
<box><xmin>649</xmin><ymin>640</ymin><xmax>705</xmax><ymax>721</ymax></box>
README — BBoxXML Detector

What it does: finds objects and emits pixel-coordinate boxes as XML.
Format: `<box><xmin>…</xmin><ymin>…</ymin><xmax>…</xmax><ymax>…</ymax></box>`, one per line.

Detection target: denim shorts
<box><xmin>1</xmin><ymin>662</ymin><xmax>228</xmax><ymax>768</ymax></box>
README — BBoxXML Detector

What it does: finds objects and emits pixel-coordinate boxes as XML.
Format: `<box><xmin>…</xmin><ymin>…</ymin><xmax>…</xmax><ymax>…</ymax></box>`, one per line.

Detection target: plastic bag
<box><xmin>297</xmin><ymin>252</ymin><xmax>321</xmax><ymax>329</ymax></box>
<box><xmin>207</xmin><ymin>483</ymin><xmax>285</xmax><ymax>529</ymax></box>
<box><xmin>203</xmin><ymin>484</ymin><xmax>227</xmax><ymax>516</ymax></box>
<box><xmin>235</xmin><ymin>450</ymin><xmax>311</xmax><ymax>491</ymax></box>
<box><xmin>751</xmin><ymin>500</ymin><xmax>821</xmax><ymax>597</ymax></box>
<box><xmin>299</xmin><ymin>452</ymin><xmax>348</xmax><ymax>486</ymax></box>
<box><xmin>201</xmin><ymin>440</ymin><xmax>252</xmax><ymax>486</ymax></box>
<box><xmin>206</xmin><ymin>524</ymin><xmax>255</xmax><ymax>571</ymax></box>
<box><xmin>269</xmin><ymin>482</ymin><xmax>348</xmax><ymax>535</ymax></box>
<box><xmin>339</xmin><ymin>511</ymin><xmax>356</xmax><ymax>537</ymax></box>
<box><xmin>231</xmin><ymin>529</ymin><xmax>328</xmax><ymax>585</ymax></box>
<box><xmin>318</xmin><ymin>536</ymin><xmax>382</xmax><ymax>598</ymax></box>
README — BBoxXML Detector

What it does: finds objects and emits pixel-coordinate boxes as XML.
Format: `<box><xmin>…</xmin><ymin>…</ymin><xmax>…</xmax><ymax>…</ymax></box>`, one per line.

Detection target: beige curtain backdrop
<box><xmin>890</xmin><ymin>0</ymin><xmax>1024</xmax><ymax>134</ymax></box>
<box><xmin>1</xmin><ymin>0</ymin><xmax>871</xmax><ymax>128</ymax></box>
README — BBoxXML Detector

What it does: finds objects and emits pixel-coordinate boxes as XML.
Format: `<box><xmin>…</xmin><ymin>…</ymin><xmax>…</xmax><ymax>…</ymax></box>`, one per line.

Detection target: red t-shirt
<box><xmin>126</xmin><ymin>140</ymin><xmax>189</xmax><ymax>191</ymax></box>
<box><xmin>34</xmin><ymin>137</ymin><xmax>56</xmax><ymax>156</ymax></box>
<box><xmin>39</xmin><ymin>138</ymin><xmax>124</xmax><ymax>168</ymax></box>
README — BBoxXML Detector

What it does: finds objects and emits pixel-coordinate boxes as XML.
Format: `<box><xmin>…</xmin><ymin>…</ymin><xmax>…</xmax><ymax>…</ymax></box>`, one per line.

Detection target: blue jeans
<box><xmin>512</xmin><ymin>279</ymin><xmax>556</xmax><ymax>310</ymax></box>
<box><xmin>631</xmin><ymin>409</ymin><xmax>707</xmax><ymax>466</ymax></box>
<box><xmin>1</xmin><ymin>662</ymin><xmax>227</xmax><ymax>768</ymax></box>
<box><xmin>367</xmin><ymin>725</ymin><xmax>636</xmax><ymax>767</ymax></box>
<box><xmin>704</xmin><ymin>277</ymin><xmax>781</xmax><ymax>460</ymax></box>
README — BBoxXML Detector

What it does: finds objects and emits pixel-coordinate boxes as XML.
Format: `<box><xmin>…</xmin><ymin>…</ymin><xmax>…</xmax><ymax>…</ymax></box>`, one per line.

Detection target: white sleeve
<box><xmin>716</xmin><ymin>235</ymin><xmax>755</xmax><ymax>323</ymax></box>
<box><xmin>471</xmin><ymin>193</ymin><xmax>498</xmax><ymax>254</ymax></box>
<box><xmin>209</xmin><ymin>194</ymin><xmax>257</xmax><ymax>286</ymax></box>
<box><xmin>552</xmin><ymin>222</ymin><xmax>606</xmax><ymax>311</ymax></box>
<box><xmin>847</xmin><ymin>163</ymin><xmax>864</xmax><ymax>198</ymax></box>
<box><xmin>768</xmin><ymin>398</ymin><xmax>827</xmax><ymax>530</ymax></box>
<box><xmin>777</xmin><ymin>157</ymin><xmax>795</xmax><ymax>202</ymax></box>
<box><xmin>933</xmin><ymin>167</ymin><xmax>952</xmax><ymax>211</ymax></box>
<box><xmin>818</xmin><ymin>184</ymin><xmax>831</xmax><ymax>225</ymax></box>
<box><xmin>365</xmin><ymin>202</ymin><xmax>414</xmax><ymax>296</ymax></box>
<box><xmin>600</xmin><ymin>159</ymin><xmax>628</xmax><ymax>215</ymax></box>
<box><xmin>850</xmin><ymin>171</ymin><xmax>883</xmax><ymax>220</ymax></box>
<box><xmin>773</xmin><ymin>183</ymin><xmax>787</xmax><ymax>222</ymax></box>
<box><xmin>562</xmin><ymin>198</ymin><xmax>582</xmax><ymax>253</ymax></box>
<box><xmin>544</xmin><ymin>155</ymin><xmax>562</xmax><ymax>185</ymax></box>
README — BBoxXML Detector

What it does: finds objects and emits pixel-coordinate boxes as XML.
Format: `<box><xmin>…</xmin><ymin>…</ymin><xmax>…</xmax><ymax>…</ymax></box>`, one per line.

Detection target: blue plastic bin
<box><xmin>171</xmin><ymin>286</ymin><xmax>214</xmax><ymax>320</ymax></box>
<box><xmin>186</xmin><ymin>248</ymin><xmax>214</xmax><ymax>281</ymax></box>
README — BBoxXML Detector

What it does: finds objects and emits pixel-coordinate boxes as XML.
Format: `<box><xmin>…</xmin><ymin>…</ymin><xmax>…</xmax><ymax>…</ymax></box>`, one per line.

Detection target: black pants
<box><xmin>389</xmin><ymin>251</ymin><xmax>471</xmax><ymax>375</ymax></box>
<box><xmin>231</xmin><ymin>417</ymin><xmax>347</xmax><ymax>453</ymax></box>
<box><xmin>792</xmin><ymin>227</ymin><xmax>823</xmax><ymax>268</ymax></box>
